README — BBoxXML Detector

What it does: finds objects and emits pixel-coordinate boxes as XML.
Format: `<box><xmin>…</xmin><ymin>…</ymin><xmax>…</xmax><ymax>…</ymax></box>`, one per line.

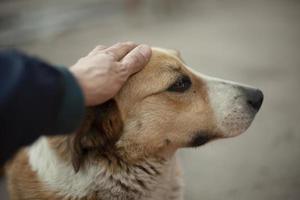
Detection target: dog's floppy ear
<box><xmin>70</xmin><ymin>99</ymin><xmax>123</xmax><ymax>172</ymax></box>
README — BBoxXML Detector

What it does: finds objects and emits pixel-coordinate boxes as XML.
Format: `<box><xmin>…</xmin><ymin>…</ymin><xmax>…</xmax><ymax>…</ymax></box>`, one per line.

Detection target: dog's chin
<box><xmin>187</xmin><ymin>131</ymin><xmax>219</xmax><ymax>147</ymax></box>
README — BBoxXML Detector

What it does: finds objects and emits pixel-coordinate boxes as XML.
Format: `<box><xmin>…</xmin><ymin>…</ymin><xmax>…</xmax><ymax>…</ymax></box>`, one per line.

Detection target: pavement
<box><xmin>1</xmin><ymin>0</ymin><xmax>300</xmax><ymax>199</ymax></box>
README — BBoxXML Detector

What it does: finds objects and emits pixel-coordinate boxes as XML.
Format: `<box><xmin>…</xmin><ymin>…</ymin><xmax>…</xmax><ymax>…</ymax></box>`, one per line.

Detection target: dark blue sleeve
<box><xmin>0</xmin><ymin>50</ymin><xmax>85</xmax><ymax>165</ymax></box>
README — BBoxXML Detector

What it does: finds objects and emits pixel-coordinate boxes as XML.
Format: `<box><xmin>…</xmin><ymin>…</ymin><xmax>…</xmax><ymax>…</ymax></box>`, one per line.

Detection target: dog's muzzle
<box><xmin>203</xmin><ymin>75</ymin><xmax>264</xmax><ymax>137</ymax></box>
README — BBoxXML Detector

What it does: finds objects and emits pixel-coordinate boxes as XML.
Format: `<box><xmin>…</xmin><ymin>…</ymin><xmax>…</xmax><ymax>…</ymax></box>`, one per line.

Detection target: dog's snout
<box><xmin>242</xmin><ymin>88</ymin><xmax>264</xmax><ymax>111</ymax></box>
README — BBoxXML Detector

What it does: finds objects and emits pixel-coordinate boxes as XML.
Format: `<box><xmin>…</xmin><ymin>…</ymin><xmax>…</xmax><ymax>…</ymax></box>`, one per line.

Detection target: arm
<box><xmin>0</xmin><ymin>43</ymin><xmax>151</xmax><ymax>165</ymax></box>
<box><xmin>0</xmin><ymin>50</ymin><xmax>85</xmax><ymax>164</ymax></box>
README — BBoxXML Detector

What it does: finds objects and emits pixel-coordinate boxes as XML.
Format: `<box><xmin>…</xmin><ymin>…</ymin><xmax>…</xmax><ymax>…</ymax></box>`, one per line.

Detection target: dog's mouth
<box><xmin>188</xmin><ymin>131</ymin><xmax>220</xmax><ymax>147</ymax></box>
<box><xmin>188</xmin><ymin>108</ymin><xmax>259</xmax><ymax>147</ymax></box>
<box><xmin>220</xmin><ymin>109</ymin><xmax>255</xmax><ymax>137</ymax></box>
<box><xmin>219</xmin><ymin>88</ymin><xmax>264</xmax><ymax>137</ymax></box>
<box><xmin>203</xmin><ymin>74</ymin><xmax>263</xmax><ymax>139</ymax></box>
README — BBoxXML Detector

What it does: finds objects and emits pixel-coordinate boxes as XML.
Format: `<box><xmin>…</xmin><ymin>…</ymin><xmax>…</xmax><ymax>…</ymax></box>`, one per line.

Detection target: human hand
<box><xmin>69</xmin><ymin>42</ymin><xmax>152</xmax><ymax>106</ymax></box>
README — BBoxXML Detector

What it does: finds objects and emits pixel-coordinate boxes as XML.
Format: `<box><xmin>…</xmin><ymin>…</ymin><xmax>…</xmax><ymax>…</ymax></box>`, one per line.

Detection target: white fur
<box><xmin>202</xmin><ymin>75</ymin><xmax>255</xmax><ymax>137</ymax></box>
<box><xmin>28</xmin><ymin>137</ymin><xmax>102</xmax><ymax>198</ymax></box>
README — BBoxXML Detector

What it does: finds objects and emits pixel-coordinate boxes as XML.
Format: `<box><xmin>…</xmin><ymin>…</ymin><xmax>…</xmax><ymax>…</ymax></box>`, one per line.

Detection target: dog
<box><xmin>5</xmin><ymin>47</ymin><xmax>263</xmax><ymax>200</ymax></box>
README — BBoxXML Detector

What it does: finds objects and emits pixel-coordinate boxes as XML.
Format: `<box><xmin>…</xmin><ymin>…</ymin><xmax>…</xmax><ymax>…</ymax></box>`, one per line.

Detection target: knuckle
<box><xmin>95</xmin><ymin>45</ymin><xmax>105</xmax><ymax>50</ymax></box>
<box><xmin>117</xmin><ymin>41</ymin><xmax>135</xmax><ymax>48</ymax></box>
<box><xmin>119</xmin><ymin>64</ymin><xmax>129</xmax><ymax>74</ymax></box>
<box><xmin>124</xmin><ymin>41</ymin><xmax>136</xmax><ymax>47</ymax></box>
<box><xmin>104</xmin><ymin>51</ymin><xmax>117</xmax><ymax>60</ymax></box>
<box><xmin>113</xmin><ymin>42</ymin><xmax>123</xmax><ymax>48</ymax></box>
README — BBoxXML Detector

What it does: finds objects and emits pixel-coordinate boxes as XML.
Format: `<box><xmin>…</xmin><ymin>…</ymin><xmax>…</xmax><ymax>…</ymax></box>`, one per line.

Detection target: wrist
<box><xmin>53</xmin><ymin>66</ymin><xmax>85</xmax><ymax>132</ymax></box>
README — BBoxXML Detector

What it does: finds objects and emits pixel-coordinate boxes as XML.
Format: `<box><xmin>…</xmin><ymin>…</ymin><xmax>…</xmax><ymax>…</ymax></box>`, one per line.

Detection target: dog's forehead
<box><xmin>125</xmin><ymin>47</ymin><xmax>189</xmax><ymax>86</ymax></box>
<box><xmin>151</xmin><ymin>47</ymin><xmax>180</xmax><ymax>58</ymax></box>
<box><xmin>117</xmin><ymin>48</ymin><xmax>185</xmax><ymax>100</ymax></box>
<box><xmin>148</xmin><ymin>48</ymin><xmax>182</xmax><ymax>71</ymax></box>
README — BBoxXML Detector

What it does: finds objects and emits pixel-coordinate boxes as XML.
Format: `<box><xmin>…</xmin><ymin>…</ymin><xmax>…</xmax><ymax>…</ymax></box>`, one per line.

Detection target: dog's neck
<box><xmin>28</xmin><ymin>137</ymin><xmax>176</xmax><ymax>200</ymax></box>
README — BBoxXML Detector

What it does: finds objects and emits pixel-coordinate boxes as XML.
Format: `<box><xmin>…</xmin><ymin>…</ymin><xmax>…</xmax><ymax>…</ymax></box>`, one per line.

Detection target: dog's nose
<box><xmin>243</xmin><ymin>88</ymin><xmax>264</xmax><ymax>111</ymax></box>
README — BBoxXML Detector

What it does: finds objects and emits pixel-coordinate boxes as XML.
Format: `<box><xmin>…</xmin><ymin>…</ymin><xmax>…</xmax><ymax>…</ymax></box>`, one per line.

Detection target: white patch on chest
<box><xmin>28</xmin><ymin>137</ymin><xmax>103</xmax><ymax>198</ymax></box>
<box><xmin>28</xmin><ymin>137</ymin><xmax>181</xmax><ymax>200</ymax></box>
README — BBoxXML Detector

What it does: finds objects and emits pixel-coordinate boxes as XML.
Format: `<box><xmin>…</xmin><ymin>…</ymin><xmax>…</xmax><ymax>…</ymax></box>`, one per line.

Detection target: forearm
<box><xmin>0</xmin><ymin>50</ymin><xmax>85</xmax><ymax>164</ymax></box>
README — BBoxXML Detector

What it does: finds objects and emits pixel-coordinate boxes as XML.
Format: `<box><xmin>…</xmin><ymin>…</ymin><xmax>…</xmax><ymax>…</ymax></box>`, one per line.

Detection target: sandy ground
<box><xmin>1</xmin><ymin>0</ymin><xmax>300</xmax><ymax>199</ymax></box>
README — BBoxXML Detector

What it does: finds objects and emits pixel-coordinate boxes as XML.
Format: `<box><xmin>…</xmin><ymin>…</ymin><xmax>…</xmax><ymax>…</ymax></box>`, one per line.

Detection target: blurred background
<box><xmin>0</xmin><ymin>0</ymin><xmax>300</xmax><ymax>199</ymax></box>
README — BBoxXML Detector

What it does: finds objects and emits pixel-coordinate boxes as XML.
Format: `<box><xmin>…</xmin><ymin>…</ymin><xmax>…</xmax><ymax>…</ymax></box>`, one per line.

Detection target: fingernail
<box><xmin>138</xmin><ymin>44</ymin><xmax>152</xmax><ymax>60</ymax></box>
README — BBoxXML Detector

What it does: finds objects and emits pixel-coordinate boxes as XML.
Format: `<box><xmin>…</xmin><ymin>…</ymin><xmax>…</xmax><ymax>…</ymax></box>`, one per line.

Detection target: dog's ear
<box><xmin>70</xmin><ymin>99</ymin><xmax>123</xmax><ymax>172</ymax></box>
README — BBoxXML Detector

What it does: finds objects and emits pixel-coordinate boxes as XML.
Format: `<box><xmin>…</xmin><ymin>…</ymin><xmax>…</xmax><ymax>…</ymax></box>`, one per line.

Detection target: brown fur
<box><xmin>70</xmin><ymin>99</ymin><xmax>123</xmax><ymax>172</ymax></box>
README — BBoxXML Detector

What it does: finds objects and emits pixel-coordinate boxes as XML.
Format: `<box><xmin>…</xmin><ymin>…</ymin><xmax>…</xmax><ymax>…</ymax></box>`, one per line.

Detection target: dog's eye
<box><xmin>167</xmin><ymin>75</ymin><xmax>192</xmax><ymax>92</ymax></box>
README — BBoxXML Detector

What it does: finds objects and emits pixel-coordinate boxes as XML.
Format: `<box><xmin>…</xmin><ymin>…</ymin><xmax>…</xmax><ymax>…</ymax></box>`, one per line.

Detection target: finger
<box><xmin>104</xmin><ymin>42</ymin><xmax>137</xmax><ymax>61</ymax></box>
<box><xmin>121</xmin><ymin>44</ymin><xmax>152</xmax><ymax>74</ymax></box>
<box><xmin>88</xmin><ymin>45</ymin><xmax>107</xmax><ymax>56</ymax></box>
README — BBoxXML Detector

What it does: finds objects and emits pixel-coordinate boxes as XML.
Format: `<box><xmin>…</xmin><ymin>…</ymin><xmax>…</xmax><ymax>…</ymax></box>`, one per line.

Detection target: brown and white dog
<box><xmin>6</xmin><ymin>47</ymin><xmax>263</xmax><ymax>200</ymax></box>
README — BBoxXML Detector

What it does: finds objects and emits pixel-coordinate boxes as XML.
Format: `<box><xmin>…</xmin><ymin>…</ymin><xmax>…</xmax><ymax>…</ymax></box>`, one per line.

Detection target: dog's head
<box><xmin>71</xmin><ymin>47</ymin><xmax>263</xmax><ymax>170</ymax></box>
